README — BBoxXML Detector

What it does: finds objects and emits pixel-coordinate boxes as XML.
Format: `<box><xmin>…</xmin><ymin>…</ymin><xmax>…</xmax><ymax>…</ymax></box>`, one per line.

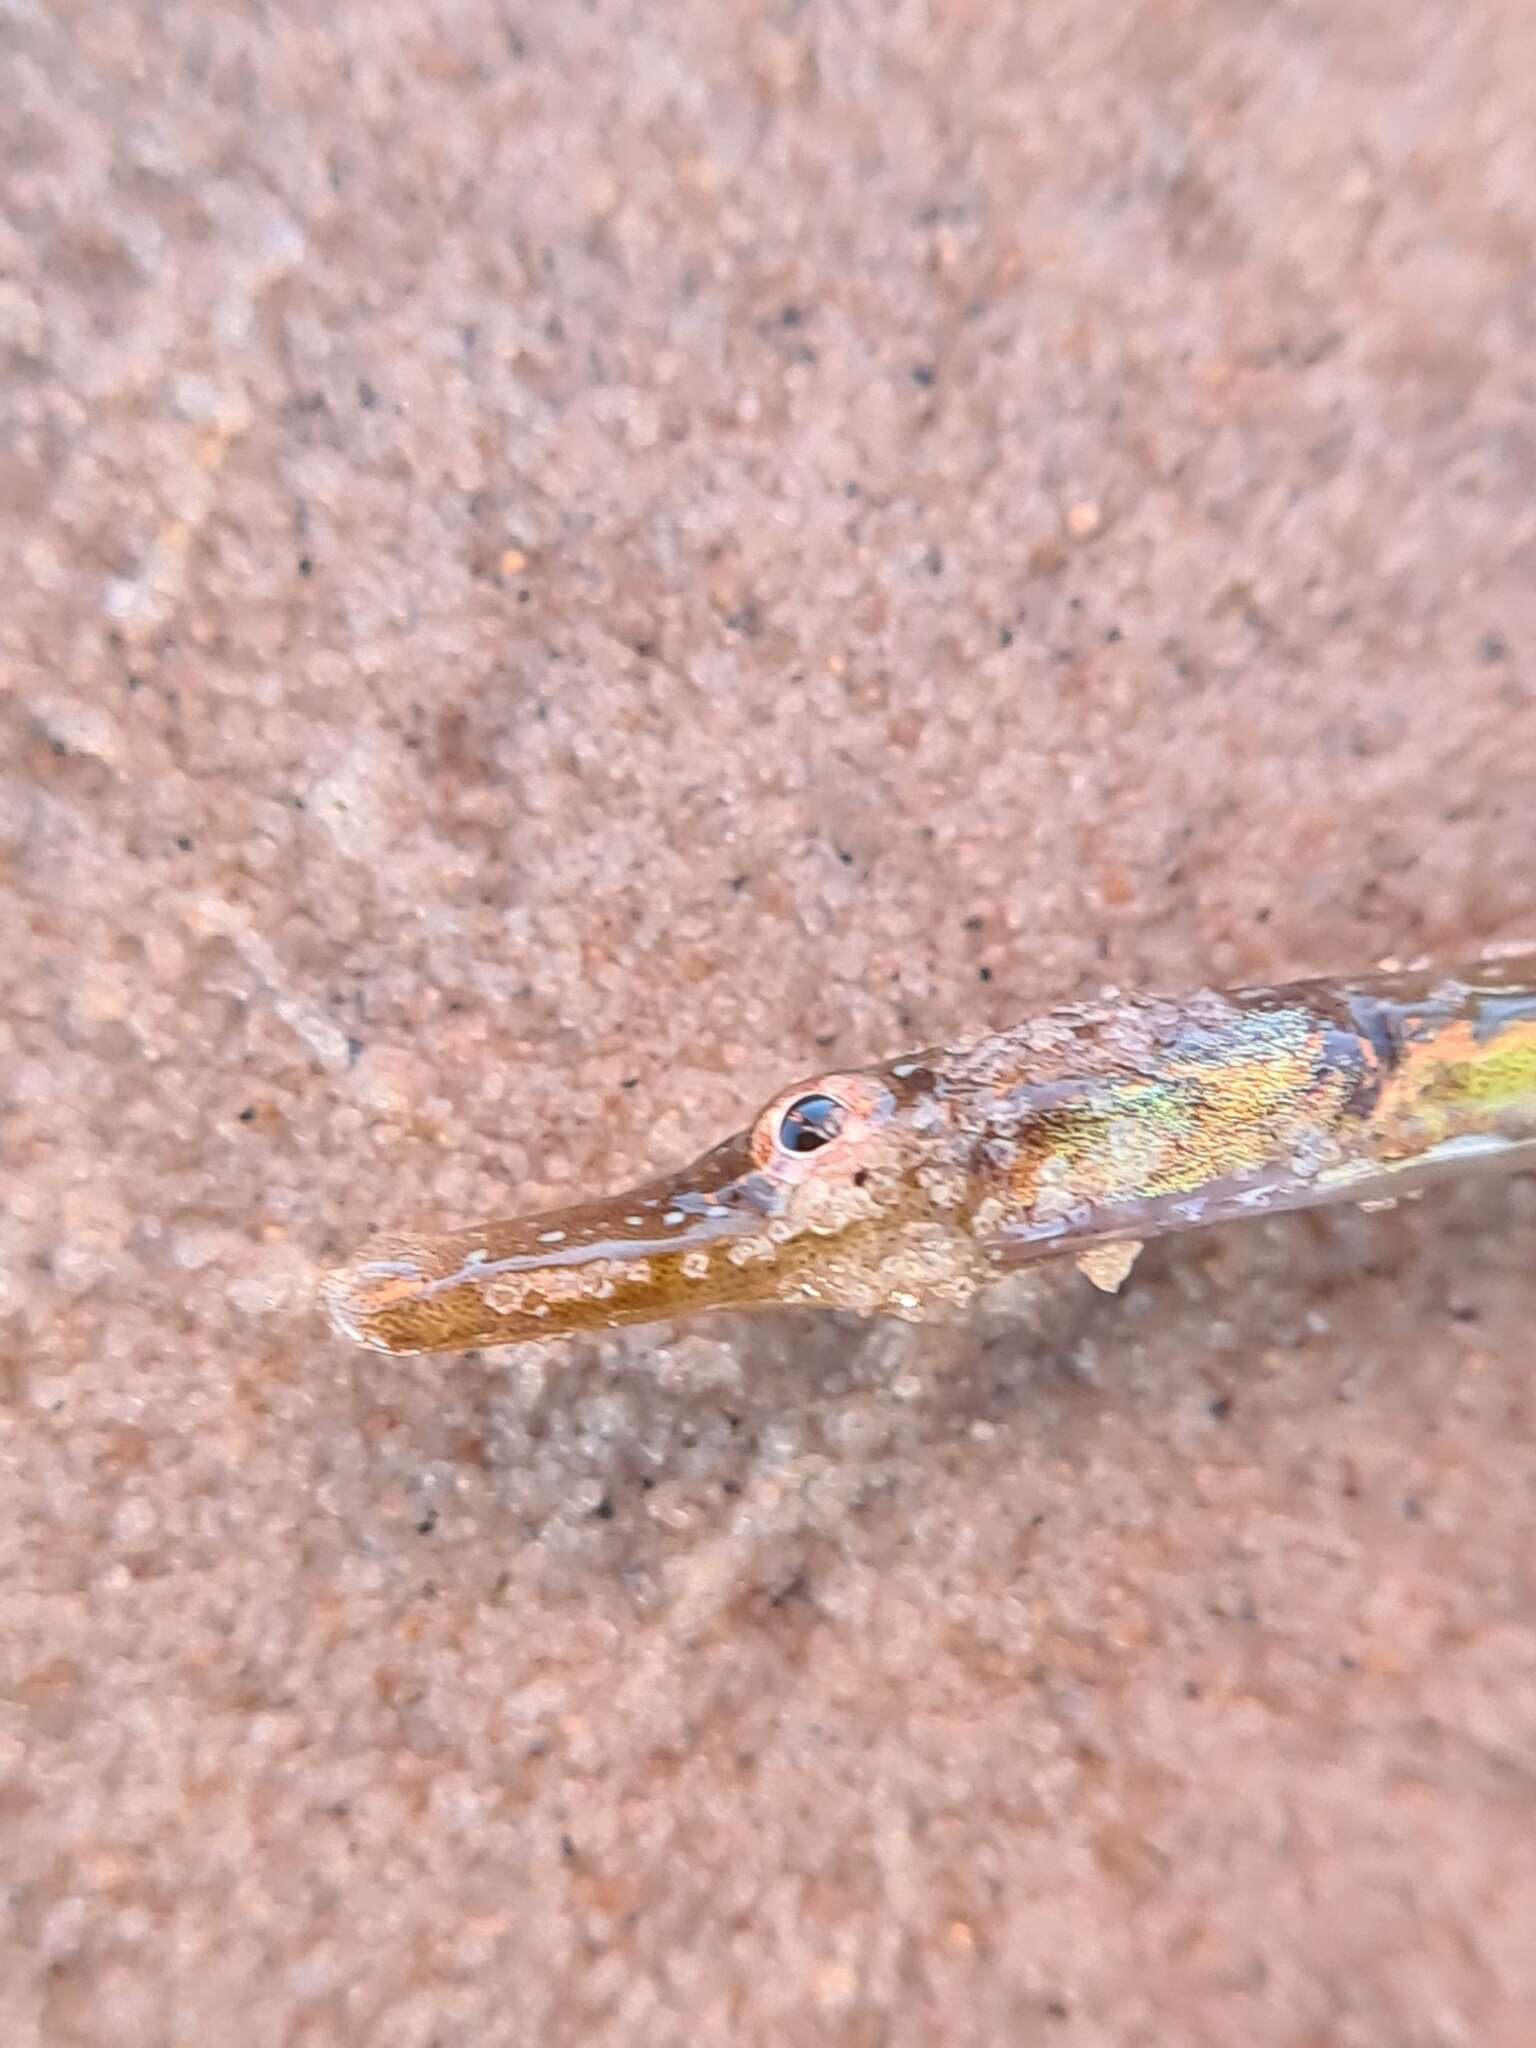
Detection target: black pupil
<box><xmin>778</xmin><ymin>1094</ymin><xmax>845</xmax><ymax>1154</ymax></box>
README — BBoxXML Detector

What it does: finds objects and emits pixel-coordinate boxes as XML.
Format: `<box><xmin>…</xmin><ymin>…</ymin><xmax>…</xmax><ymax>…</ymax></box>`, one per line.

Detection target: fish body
<box><xmin>323</xmin><ymin>953</ymin><xmax>1536</xmax><ymax>1354</ymax></box>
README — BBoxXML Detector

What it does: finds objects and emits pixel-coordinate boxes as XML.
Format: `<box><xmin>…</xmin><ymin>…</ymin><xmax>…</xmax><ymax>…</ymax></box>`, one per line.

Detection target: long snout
<box><xmin>322</xmin><ymin>1138</ymin><xmax>780</xmax><ymax>1354</ymax></box>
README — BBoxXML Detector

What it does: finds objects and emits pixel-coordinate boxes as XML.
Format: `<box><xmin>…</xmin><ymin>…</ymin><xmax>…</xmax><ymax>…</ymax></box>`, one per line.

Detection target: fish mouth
<box><xmin>322</xmin><ymin>1135</ymin><xmax>786</xmax><ymax>1354</ymax></box>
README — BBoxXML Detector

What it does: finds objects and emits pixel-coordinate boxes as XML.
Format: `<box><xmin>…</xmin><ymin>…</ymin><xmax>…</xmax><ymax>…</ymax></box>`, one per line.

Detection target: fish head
<box><xmin>323</xmin><ymin>1061</ymin><xmax>991</xmax><ymax>1352</ymax></box>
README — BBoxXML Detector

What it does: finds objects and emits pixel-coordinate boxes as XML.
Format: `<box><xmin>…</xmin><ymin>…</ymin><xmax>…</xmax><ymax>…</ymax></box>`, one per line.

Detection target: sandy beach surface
<box><xmin>4</xmin><ymin>2</ymin><xmax>1536</xmax><ymax>2041</ymax></box>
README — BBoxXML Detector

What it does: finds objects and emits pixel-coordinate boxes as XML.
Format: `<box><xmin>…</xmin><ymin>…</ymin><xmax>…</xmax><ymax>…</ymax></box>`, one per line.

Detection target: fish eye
<box><xmin>776</xmin><ymin>1093</ymin><xmax>846</xmax><ymax>1155</ymax></box>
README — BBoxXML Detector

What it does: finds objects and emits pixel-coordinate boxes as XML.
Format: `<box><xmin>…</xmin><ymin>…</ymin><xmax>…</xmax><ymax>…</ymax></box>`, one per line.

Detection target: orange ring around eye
<box><xmin>749</xmin><ymin>1074</ymin><xmax>895</xmax><ymax>1173</ymax></box>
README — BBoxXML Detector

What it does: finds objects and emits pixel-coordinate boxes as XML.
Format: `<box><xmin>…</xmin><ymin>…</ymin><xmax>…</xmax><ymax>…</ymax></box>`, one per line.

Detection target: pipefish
<box><xmin>323</xmin><ymin>952</ymin><xmax>1536</xmax><ymax>1355</ymax></box>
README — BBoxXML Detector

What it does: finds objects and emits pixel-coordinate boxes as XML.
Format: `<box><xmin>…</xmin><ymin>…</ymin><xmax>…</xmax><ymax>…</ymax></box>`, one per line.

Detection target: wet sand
<box><xmin>4</xmin><ymin>1</ymin><xmax>1536</xmax><ymax>2041</ymax></box>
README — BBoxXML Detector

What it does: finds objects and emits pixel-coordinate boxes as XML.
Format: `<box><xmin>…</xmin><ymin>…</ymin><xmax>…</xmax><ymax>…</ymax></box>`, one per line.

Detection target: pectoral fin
<box><xmin>1074</xmin><ymin>1240</ymin><xmax>1144</xmax><ymax>1294</ymax></box>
